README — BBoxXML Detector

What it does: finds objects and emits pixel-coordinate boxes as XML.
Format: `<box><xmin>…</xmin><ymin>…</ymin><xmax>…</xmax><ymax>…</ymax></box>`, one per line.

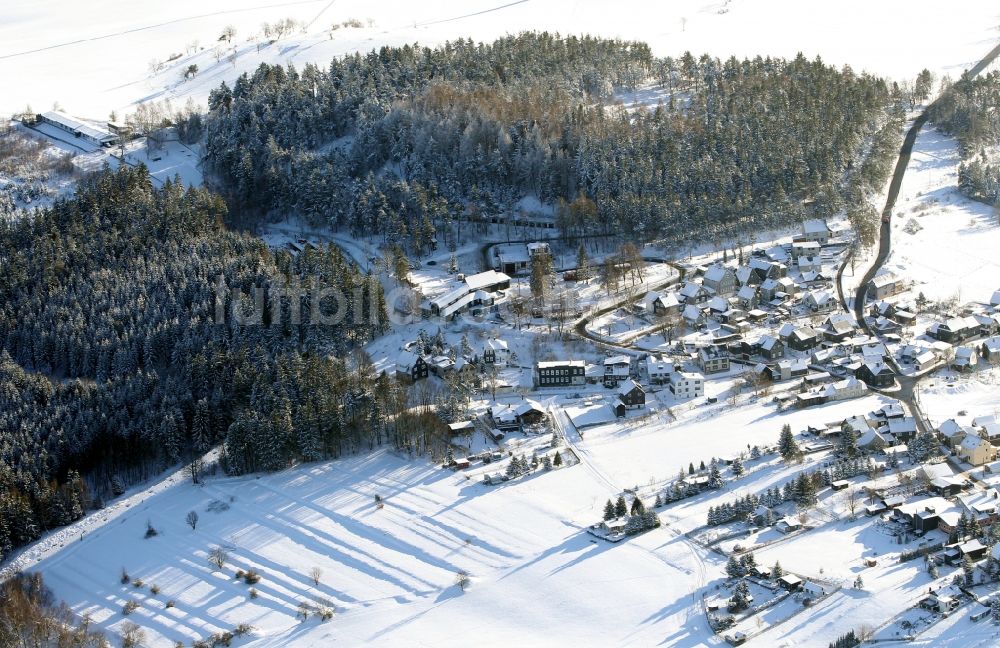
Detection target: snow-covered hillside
<box><xmin>2</xmin><ymin>0</ymin><xmax>998</xmax><ymax>120</ymax></box>
<box><xmin>30</xmin><ymin>450</ymin><xmax>714</xmax><ymax>647</ymax></box>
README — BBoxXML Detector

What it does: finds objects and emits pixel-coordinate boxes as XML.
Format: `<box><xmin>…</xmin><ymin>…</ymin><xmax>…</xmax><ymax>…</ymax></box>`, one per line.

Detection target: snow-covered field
<box><xmin>32</xmin><ymin>449</ymin><xmax>719</xmax><ymax>647</ymax></box>
<box><xmin>2</xmin><ymin>1</ymin><xmax>998</xmax><ymax>119</ymax></box>
<box><xmin>885</xmin><ymin>127</ymin><xmax>1000</xmax><ymax>304</ymax></box>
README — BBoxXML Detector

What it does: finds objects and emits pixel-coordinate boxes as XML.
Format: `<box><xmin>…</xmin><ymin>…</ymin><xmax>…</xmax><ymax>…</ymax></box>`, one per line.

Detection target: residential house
<box><xmin>465</xmin><ymin>269</ymin><xmax>511</xmax><ymax>294</ymax></box>
<box><xmin>708</xmin><ymin>295</ymin><xmax>730</xmax><ymax>315</ymax></box>
<box><xmin>536</xmin><ymin>360</ymin><xmax>586</xmax><ymax>387</ymax></box>
<box><xmin>938</xmin><ymin>419</ymin><xmax>970</xmax><ymax>448</ymax></box>
<box><xmin>616</xmin><ymin>380</ymin><xmax>646</xmax><ymax>415</ymax></box>
<box><xmin>482</xmin><ymin>338</ymin><xmax>511</xmax><ymax>367</ymax></box>
<box><xmin>654</xmin><ymin>292</ymin><xmax>681</xmax><ymax>316</ymax></box>
<box><xmin>682</xmin><ymin>303</ymin><xmax>705</xmax><ymax>327</ymax></box>
<box><xmin>669</xmin><ymin>371</ymin><xmax>705</xmax><ymax>399</ymax></box>
<box><xmin>800</xmin><ymin>218</ymin><xmax>832</xmax><ymax>245</ymax></box>
<box><xmin>697</xmin><ymin>346</ymin><xmax>731</xmax><ymax>374</ymax></box>
<box><xmin>702</xmin><ymin>264</ymin><xmax>738</xmax><ymax>296</ymax></box>
<box><xmin>797</xmin><ymin>256</ymin><xmax>822</xmax><ymax>273</ymax></box>
<box><xmin>952</xmin><ymin>346</ymin><xmax>979</xmax><ymax>373</ymax></box>
<box><xmin>929</xmin><ymin>316</ymin><xmax>980</xmax><ymax>344</ymax></box>
<box><xmin>395</xmin><ymin>351</ymin><xmax>429</xmax><ymax>381</ymax></box>
<box><xmin>646</xmin><ymin>356</ymin><xmax>674</xmax><ymax>384</ymax></box>
<box><xmin>791</xmin><ymin>241</ymin><xmax>821</xmax><ymax>260</ymax></box>
<box><xmin>870</xmin><ymin>272</ymin><xmax>902</xmax><ymax>299</ymax></box>
<box><xmin>736</xmin><ymin>285</ymin><xmax>758</xmax><ymax>310</ymax></box>
<box><xmin>757</xmin><ymin>335</ymin><xmax>784</xmax><ymax>360</ymax></box>
<box><xmin>603</xmin><ymin>355</ymin><xmax>632</xmax><ymax>386</ymax></box>
<box><xmin>802</xmin><ymin>582</ymin><xmax>826</xmax><ymax>599</ymax></box>
<box><xmin>776</xmin><ymin>517</ymin><xmax>802</xmax><ymax>533</ymax></box>
<box><xmin>803</xmin><ymin>290</ymin><xmax>836</xmax><ymax>313</ymax></box>
<box><xmin>856</xmin><ymin>360</ymin><xmax>894</xmax><ymax>388</ymax></box>
<box><xmin>679</xmin><ymin>281</ymin><xmax>711</xmax><ymax>305</ymax></box>
<box><xmin>886</xmin><ymin>417</ymin><xmax>917</xmax><ymax>442</ymax></box>
<box><xmin>759</xmin><ymin>278</ymin><xmax>780</xmax><ymax>302</ymax></box>
<box><xmin>788</xmin><ymin>327</ymin><xmax>822</xmax><ymax>352</ymax></box>
<box><xmin>959</xmin><ymin>434</ymin><xmax>996</xmax><ymax>466</ymax></box>
<box><xmin>981</xmin><ymin>337</ymin><xmax>1000</xmax><ymax>363</ymax></box>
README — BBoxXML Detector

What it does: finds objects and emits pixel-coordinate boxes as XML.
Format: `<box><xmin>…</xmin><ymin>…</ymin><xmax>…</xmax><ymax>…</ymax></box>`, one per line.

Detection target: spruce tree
<box><xmin>779</xmin><ymin>424</ymin><xmax>799</xmax><ymax>461</ymax></box>
<box><xmin>614</xmin><ymin>495</ymin><xmax>628</xmax><ymax>518</ymax></box>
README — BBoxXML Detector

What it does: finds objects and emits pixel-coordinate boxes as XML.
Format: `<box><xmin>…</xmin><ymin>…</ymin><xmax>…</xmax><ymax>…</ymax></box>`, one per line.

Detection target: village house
<box><xmin>792</xmin><ymin>241</ymin><xmax>820</xmax><ymax>262</ymax></box>
<box><xmin>645</xmin><ymin>355</ymin><xmax>674</xmax><ymax>384</ymax></box>
<box><xmin>757</xmin><ymin>334</ymin><xmax>784</xmax><ymax>360</ymax></box>
<box><xmin>603</xmin><ymin>355</ymin><xmax>632</xmax><ymax>386</ymax></box>
<box><xmin>669</xmin><ymin>371</ymin><xmax>705</xmax><ymax>399</ymax></box>
<box><xmin>697</xmin><ymin>346</ymin><xmax>731</xmax><ymax>374</ymax></box>
<box><xmin>951</xmin><ymin>346</ymin><xmax>979</xmax><ymax>373</ymax></box>
<box><xmin>759</xmin><ymin>278</ymin><xmax>780</xmax><ymax>302</ymax></box>
<box><xmin>803</xmin><ymin>290</ymin><xmax>836</xmax><ymax>313</ymax></box>
<box><xmin>856</xmin><ymin>360</ymin><xmax>894</xmax><ymax>388</ymax></box>
<box><xmin>679</xmin><ymin>281</ymin><xmax>712</xmax><ymax>305</ymax></box>
<box><xmin>820</xmin><ymin>313</ymin><xmax>856</xmax><ymax>342</ymax></box>
<box><xmin>481</xmin><ymin>338</ymin><xmax>511</xmax><ymax>367</ymax></box>
<box><xmin>447</xmin><ymin>420</ymin><xmax>475</xmax><ymax>437</ymax></box>
<box><xmin>395</xmin><ymin>350</ymin><xmax>429</xmax><ymax>382</ymax></box>
<box><xmin>682</xmin><ymin>303</ymin><xmax>706</xmax><ymax>327</ymax></box>
<box><xmin>536</xmin><ymin>360</ymin><xmax>586</xmax><ymax>387</ymax></box>
<box><xmin>980</xmin><ymin>337</ymin><xmax>1000</xmax><ymax>363</ymax></box>
<box><xmin>799</xmin><ymin>218</ymin><xmax>832</xmax><ymax>245</ymax></box>
<box><xmin>615</xmin><ymin>380</ymin><xmax>646</xmax><ymax>416</ymax></box>
<box><xmin>787</xmin><ymin>327</ymin><xmax>822</xmax><ymax>352</ymax></box>
<box><xmin>929</xmin><ymin>316</ymin><xmax>980</xmax><ymax>344</ymax></box>
<box><xmin>702</xmin><ymin>264</ymin><xmax>738</xmax><ymax>296</ymax></box>
<box><xmin>869</xmin><ymin>272</ymin><xmax>902</xmax><ymax>300</ymax></box>
<box><xmin>959</xmin><ymin>434</ymin><xmax>996</xmax><ymax>466</ymax></box>
<box><xmin>736</xmin><ymin>285</ymin><xmax>758</xmax><ymax>309</ymax></box>
<box><xmin>938</xmin><ymin>419</ymin><xmax>972</xmax><ymax>449</ymax></box>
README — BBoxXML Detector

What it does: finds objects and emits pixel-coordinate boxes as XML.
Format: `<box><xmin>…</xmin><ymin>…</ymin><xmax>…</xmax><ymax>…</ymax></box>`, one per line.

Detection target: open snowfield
<box><xmin>885</xmin><ymin>126</ymin><xmax>1000</xmax><ymax>304</ymax></box>
<box><xmin>2</xmin><ymin>1</ymin><xmax>998</xmax><ymax>119</ymax></box>
<box><xmin>918</xmin><ymin>365</ymin><xmax>1000</xmax><ymax>425</ymax></box>
<box><xmin>31</xmin><ymin>450</ymin><xmax>720</xmax><ymax>647</ymax></box>
<box><xmin>567</xmin><ymin>393</ymin><xmax>894</xmax><ymax>498</ymax></box>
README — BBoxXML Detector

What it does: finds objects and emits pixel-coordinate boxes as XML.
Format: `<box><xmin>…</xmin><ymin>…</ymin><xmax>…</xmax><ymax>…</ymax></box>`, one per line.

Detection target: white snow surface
<box><xmin>2</xmin><ymin>0</ymin><xmax>998</xmax><ymax>119</ymax></box>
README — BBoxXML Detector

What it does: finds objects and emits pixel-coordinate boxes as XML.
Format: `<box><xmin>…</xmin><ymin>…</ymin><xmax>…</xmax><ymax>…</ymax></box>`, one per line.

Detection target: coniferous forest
<box><xmin>0</xmin><ymin>33</ymin><xmax>909</xmax><ymax>562</ymax></box>
<box><xmin>204</xmin><ymin>32</ymin><xmax>900</xmax><ymax>250</ymax></box>
<box><xmin>0</xmin><ymin>166</ymin><xmax>401</xmax><ymax>561</ymax></box>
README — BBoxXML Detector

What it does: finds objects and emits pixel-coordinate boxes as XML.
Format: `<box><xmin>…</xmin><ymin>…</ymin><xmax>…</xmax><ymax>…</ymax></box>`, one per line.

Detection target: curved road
<box><xmin>850</xmin><ymin>40</ymin><xmax>1000</xmax><ymax>432</ymax></box>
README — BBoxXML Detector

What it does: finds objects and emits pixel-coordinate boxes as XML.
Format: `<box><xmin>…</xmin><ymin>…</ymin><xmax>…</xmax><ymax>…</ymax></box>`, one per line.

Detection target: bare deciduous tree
<box><xmin>208</xmin><ymin>545</ymin><xmax>228</xmax><ymax>570</ymax></box>
<box><xmin>309</xmin><ymin>566</ymin><xmax>322</xmax><ymax>587</ymax></box>
<box><xmin>186</xmin><ymin>510</ymin><xmax>199</xmax><ymax>530</ymax></box>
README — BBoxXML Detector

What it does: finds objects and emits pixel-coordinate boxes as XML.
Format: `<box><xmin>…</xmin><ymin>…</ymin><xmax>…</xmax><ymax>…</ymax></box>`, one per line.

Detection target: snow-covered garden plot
<box><xmin>884</xmin><ymin>127</ymin><xmax>1000</xmax><ymax>304</ymax></box>
<box><xmin>918</xmin><ymin>366</ymin><xmax>1000</xmax><ymax>426</ymax></box>
<box><xmin>33</xmin><ymin>450</ymin><xmax>718</xmax><ymax>647</ymax></box>
<box><xmin>750</xmin><ymin>515</ymin><xmax>956</xmax><ymax>645</ymax></box>
<box><xmin>570</xmin><ymin>394</ymin><xmax>895</xmax><ymax>497</ymax></box>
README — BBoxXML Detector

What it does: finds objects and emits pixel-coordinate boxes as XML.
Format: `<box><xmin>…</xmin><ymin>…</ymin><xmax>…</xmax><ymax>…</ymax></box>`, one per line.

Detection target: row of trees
<box><xmin>202</xmin><ymin>34</ymin><xmax>898</xmax><ymax>251</ymax></box>
<box><xmin>929</xmin><ymin>70</ymin><xmax>1000</xmax><ymax>208</ymax></box>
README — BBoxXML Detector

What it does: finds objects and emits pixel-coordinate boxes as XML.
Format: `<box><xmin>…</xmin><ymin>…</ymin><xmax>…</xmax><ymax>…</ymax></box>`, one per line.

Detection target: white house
<box><xmin>646</xmin><ymin>356</ymin><xmax>674</xmax><ymax>384</ymax></box>
<box><xmin>482</xmin><ymin>338</ymin><xmax>511</xmax><ymax>367</ymax></box>
<box><xmin>669</xmin><ymin>371</ymin><xmax>704</xmax><ymax>399</ymax></box>
<box><xmin>800</xmin><ymin>219</ymin><xmax>831</xmax><ymax>245</ymax></box>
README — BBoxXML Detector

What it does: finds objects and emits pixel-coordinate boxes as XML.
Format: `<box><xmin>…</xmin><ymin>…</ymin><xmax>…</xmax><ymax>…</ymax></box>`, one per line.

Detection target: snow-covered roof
<box><xmin>537</xmin><ymin>360</ymin><xmax>585</xmax><ymax>369</ymax></box>
<box><xmin>618</xmin><ymin>379</ymin><xmax>644</xmax><ymax>397</ymax></box>
<box><xmin>465</xmin><ymin>270</ymin><xmax>510</xmax><ymax>291</ymax></box>
<box><xmin>605</xmin><ymin>355</ymin><xmax>631</xmax><ymax>366</ymax></box>
<box><xmin>802</xmin><ymin>219</ymin><xmax>830</xmax><ymax>234</ymax></box>
<box><xmin>703</xmin><ymin>264</ymin><xmax>730</xmax><ymax>283</ymax></box>
<box><xmin>40</xmin><ymin>110</ymin><xmax>117</xmax><ymax>143</ymax></box>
